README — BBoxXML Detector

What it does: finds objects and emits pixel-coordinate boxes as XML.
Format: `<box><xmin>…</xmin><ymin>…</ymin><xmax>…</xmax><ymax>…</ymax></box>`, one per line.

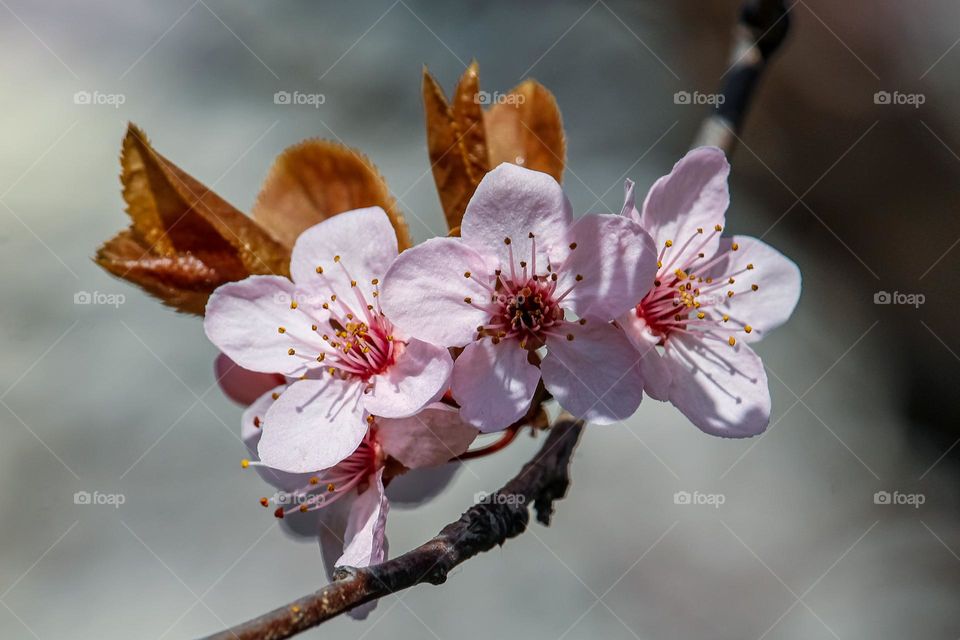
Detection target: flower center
<box><xmin>263</xmin><ymin>429</ymin><xmax>383</xmax><ymax>519</ymax></box>
<box><xmin>636</xmin><ymin>226</ymin><xmax>756</xmax><ymax>347</ymax></box>
<box><xmin>280</xmin><ymin>256</ymin><xmax>400</xmax><ymax>381</ymax></box>
<box><xmin>464</xmin><ymin>233</ymin><xmax>582</xmax><ymax>349</ymax></box>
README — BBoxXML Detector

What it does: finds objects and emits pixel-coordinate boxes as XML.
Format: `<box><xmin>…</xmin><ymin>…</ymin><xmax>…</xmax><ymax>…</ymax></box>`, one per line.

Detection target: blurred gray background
<box><xmin>2</xmin><ymin>1</ymin><xmax>959</xmax><ymax>638</ymax></box>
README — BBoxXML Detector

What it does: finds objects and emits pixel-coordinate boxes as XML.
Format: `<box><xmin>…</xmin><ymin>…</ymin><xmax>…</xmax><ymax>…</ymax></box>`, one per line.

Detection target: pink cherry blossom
<box><xmin>619</xmin><ymin>147</ymin><xmax>801</xmax><ymax>437</ymax></box>
<box><xmin>240</xmin><ymin>383</ymin><xmax>477</xmax><ymax>612</ymax></box>
<box><xmin>204</xmin><ymin>207</ymin><xmax>454</xmax><ymax>472</ymax></box>
<box><xmin>380</xmin><ymin>163</ymin><xmax>658</xmax><ymax>432</ymax></box>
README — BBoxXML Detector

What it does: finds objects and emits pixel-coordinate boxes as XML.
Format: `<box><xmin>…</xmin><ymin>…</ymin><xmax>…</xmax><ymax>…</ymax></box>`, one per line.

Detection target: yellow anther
<box><xmin>731</xmin><ymin>242</ymin><xmax>739</xmax><ymax>250</ymax></box>
<box><xmin>728</xmin><ymin>277</ymin><xmax>735</xmax><ymax>284</ymax></box>
<box><xmin>271</xmin><ymin>392</ymin><xmax>280</xmax><ymax>400</ymax></box>
<box><xmin>316</xmin><ymin>354</ymin><xmax>325</xmax><ymax>362</ymax></box>
<box><xmin>366</xmin><ymin>415</ymin><xmax>375</xmax><ymax>424</ymax></box>
<box><xmin>333</xmin><ymin>255</ymin><xmax>341</xmax><ymax>262</ymax></box>
<box><xmin>327</xmin><ymin>483</ymin><xmax>336</xmax><ymax>492</ymax></box>
<box><xmin>241</xmin><ymin>459</ymin><xmax>250</xmax><ymax>469</ymax></box>
<box><xmin>316</xmin><ymin>266</ymin><xmax>323</xmax><ymax>274</ymax></box>
<box><xmin>747</xmin><ymin>263</ymin><xmax>754</xmax><ymax>270</ymax></box>
<box><xmin>665</xmin><ymin>239</ymin><xmax>674</xmax><ymax>248</ymax></box>
<box><xmin>351</xmin><ymin>280</ymin><xmax>357</xmax><ymax>287</ymax></box>
<box><xmin>744</xmin><ymin>325</ymin><xmax>753</xmax><ymax>333</ymax></box>
<box><xmin>722</xmin><ymin>314</ymin><xmax>730</xmax><ymax>322</ymax></box>
<box><xmin>675</xmin><ymin>269</ymin><xmax>687</xmax><ymax>280</ymax></box>
<box><xmin>311</xmin><ymin>324</ymin><xmax>318</xmax><ymax>331</ymax></box>
<box><xmin>371</xmin><ymin>278</ymin><xmax>379</xmax><ymax>285</ymax></box>
<box><xmin>579</xmin><ymin>318</ymin><xmax>587</xmax><ymax>325</ymax></box>
<box><xmin>259</xmin><ymin>497</ymin><xmax>269</xmax><ymax>507</ymax></box>
<box><xmin>751</xmin><ymin>284</ymin><xmax>759</xmax><ymax>291</ymax></box>
<box><xmin>330</xmin><ymin>294</ymin><xmax>337</xmax><ymax>301</ymax></box>
<box><xmin>287</xmin><ymin>348</ymin><xmax>296</xmax><ymax>355</ymax></box>
<box><xmin>278</xmin><ymin>326</ymin><xmax>286</xmax><ymax>334</ymax></box>
<box><xmin>299</xmin><ymin>504</ymin><xmax>308</xmax><ymax>513</ymax></box>
<box><xmin>697</xmin><ymin>312</ymin><xmax>706</xmax><ymax>320</ymax></box>
<box><xmin>569</xmin><ymin>242</ymin><xmax>578</xmax><ymax>250</ymax></box>
<box><xmin>706</xmin><ymin>277</ymin><xmax>713</xmax><ymax>284</ymax></box>
<box><xmin>656</xmin><ymin>260</ymin><xmax>663</xmax><ymax>269</ymax></box>
<box><xmin>504</xmin><ymin>237</ymin><xmax>512</xmax><ymax>245</ymax></box>
<box><xmin>714</xmin><ymin>224</ymin><xmax>722</xmax><ymax>232</ymax></box>
<box><xmin>309</xmin><ymin>477</ymin><xmax>319</xmax><ymax>485</ymax></box>
<box><xmin>727</xmin><ymin>290</ymin><xmax>734</xmax><ymax>298</ymax></box>
<box><xmin>728</xmin><ymin>336</ymin><xmax>736</xmax><ymax>346</ymax></box>
<box><xmin>464</xmin><ymin>271</ymin><xmax>471</xmax><ymax>278</ymax></box>
<box><xmin>327</xmin><ymin>367</ymin><xmax>335</xmax><ymax>375</ymax></box>
<box><xmin>697</xmin><ymin>228</ymin><xmax>704</xmax><ymax>234</ymax></box>
<box><xmin>575</xmin><ymin>274</ymin><xmax>583</xmax><ymax>281</ymax></box>
<box><xmin>566</xmin><ymin>333</ymin><xmax>575</xmax><ymax>341</ymax></box>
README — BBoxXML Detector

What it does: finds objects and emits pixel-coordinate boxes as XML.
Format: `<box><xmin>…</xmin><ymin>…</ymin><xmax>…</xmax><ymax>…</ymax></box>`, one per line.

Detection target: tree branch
<box><xmin>202</xmin><ymin>415</ymin><xmax>584</xmax><ymax>640</ymax></box>
<box><xmin>693</xmin><ymin>0</ymin><xmax>791</xmax><ymax>154</ymax></box>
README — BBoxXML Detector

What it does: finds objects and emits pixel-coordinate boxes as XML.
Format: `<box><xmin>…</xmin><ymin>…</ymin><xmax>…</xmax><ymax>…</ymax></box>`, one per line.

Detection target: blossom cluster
<box><xmin>203</xmin><ymin>147</ymin><xmax>800</xmax><ymax>592</ymax></box>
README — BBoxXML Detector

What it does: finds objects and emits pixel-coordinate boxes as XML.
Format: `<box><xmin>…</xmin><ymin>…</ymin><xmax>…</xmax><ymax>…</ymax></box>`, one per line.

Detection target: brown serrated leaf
<box><xmin>252</xmin><ymin>139</ymin><xmax>411</xmax><ymax>251</ymax></box>
<box><xmin>122</xmin><ymin>124</ymin><xmax>288</xmax><ymax>276</ymax></box>
<box><xmin>483</xmin><ymin>79</ymin><xmax>566</xmax><ymax>183</ymax></box>
<box><xmin>96</xmin><ymin>124</ymin><xmax>290</xmax><ymax>314</ymax></box>
<box><xmin>423</xmin><ymin>66</ymin><xmax>476</xmax><ymax>231</ymax></box>
<box><xmin>96</xmin><ymin>230</ymin><xmax>243</xmax><ymax>314</ymax></box>
<box><xmin>451</xmin><ymin>61</ymin><xmax>489</xmax><ymax>181</ymax></box>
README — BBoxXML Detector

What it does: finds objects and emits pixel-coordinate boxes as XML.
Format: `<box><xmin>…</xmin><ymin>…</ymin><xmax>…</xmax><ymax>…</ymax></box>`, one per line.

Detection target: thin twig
<box><xmin>693</xmin><ymin>0</ymin><xmax>791</xmax><ymax>154</ymax></box>
<box><xmin>202</xmin><ymin>415</ymin><xmax>584</xmax><ymax>640</ymax></box>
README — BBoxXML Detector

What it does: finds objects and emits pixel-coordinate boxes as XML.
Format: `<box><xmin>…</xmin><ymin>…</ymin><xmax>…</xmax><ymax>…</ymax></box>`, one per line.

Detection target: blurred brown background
<box><xmin>1</xmin><ymin>1</ymin><xmax>958</xmax><ymax>638</ymax></box>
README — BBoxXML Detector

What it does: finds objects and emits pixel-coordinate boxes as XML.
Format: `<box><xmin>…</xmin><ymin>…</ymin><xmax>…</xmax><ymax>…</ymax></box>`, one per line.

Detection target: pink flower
<box><xmin>204</xmin><ymin>207</ymin><xmax>454</xmax><ymax>472</ymax></box>
<box><xmin>240</xmin><ymin>384</ymin><xmax>477</xmax><ymax>613</ymax></box>
<box><xmin>381</xmin><ymin>163</ymin><xmax>658</xmax><ymax>432</ymax></box>
<box><xmin>619</xmin><ymin>147</ymin><xmax>801</xmax><ymax>437</ymax></box>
